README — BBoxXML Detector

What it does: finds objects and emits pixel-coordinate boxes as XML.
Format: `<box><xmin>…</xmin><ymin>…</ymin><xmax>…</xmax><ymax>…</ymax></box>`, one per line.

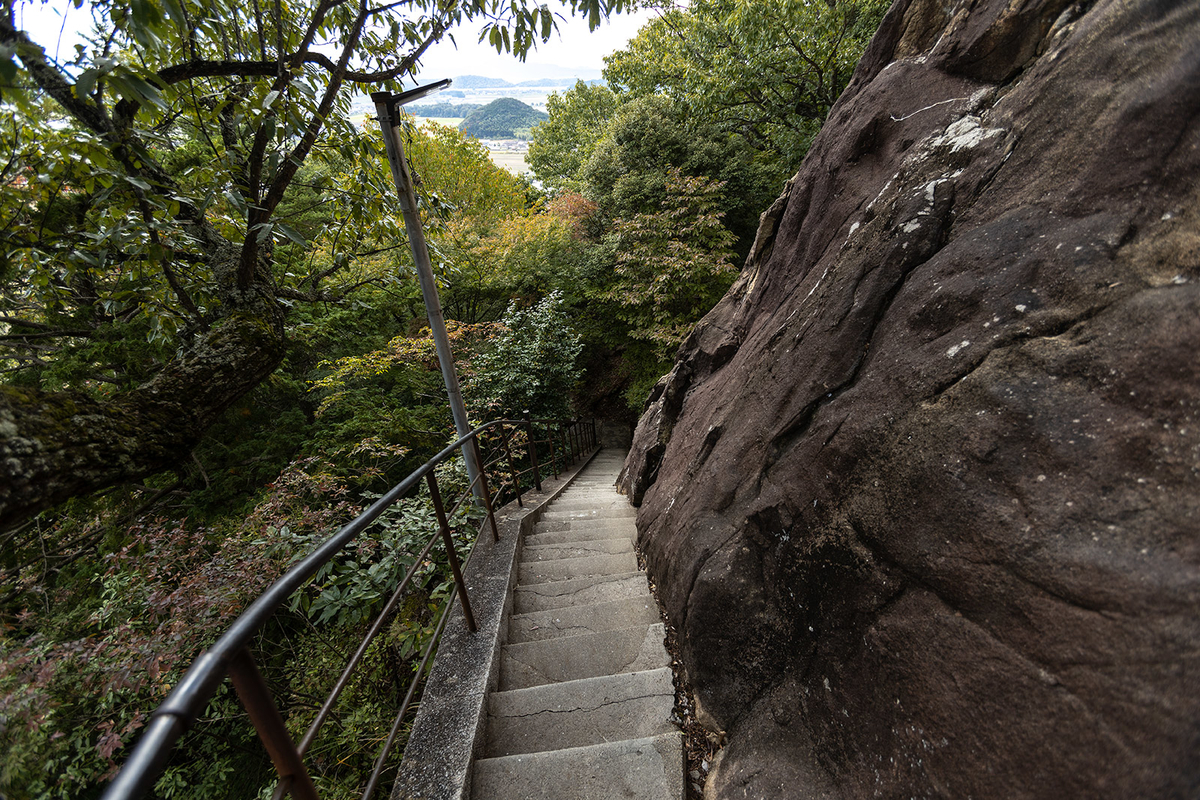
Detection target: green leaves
<box><xmin>527</xmin><ymin>80</ymin><xmax>619</xmax><ymax>194</ymax></box>
<box><xmin>596</xmin><ymin>168</ymin><xmax>738</xmax><ymax>357</ymax></box>
<box><xmin>468</xmin><ymin>291</ymin><xmax>583</xmax><ymax>419</ymax></box>
<box><xmin>603</xmin><ymin>0</ymin><xmax>889</xmax><ymax>171</ymax></box>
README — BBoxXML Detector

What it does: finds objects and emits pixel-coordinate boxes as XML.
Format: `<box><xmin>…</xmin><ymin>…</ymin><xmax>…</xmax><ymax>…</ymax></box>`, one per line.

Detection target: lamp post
<box><xmin>372</xmin><ymin>81</ymin><xmax>483</xmax><ymax>498</ymax></box>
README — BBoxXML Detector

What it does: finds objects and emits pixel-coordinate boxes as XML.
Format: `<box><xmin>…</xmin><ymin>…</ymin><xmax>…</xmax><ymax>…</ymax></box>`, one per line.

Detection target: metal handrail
<box><xmin>102</xmin><ymin>416</ymin><xmax>596</xmax><ymax>800</ymax></box>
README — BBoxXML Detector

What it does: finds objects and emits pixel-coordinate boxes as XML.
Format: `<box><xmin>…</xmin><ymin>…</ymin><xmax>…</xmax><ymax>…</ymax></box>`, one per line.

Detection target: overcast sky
<box><xmin>15</xmin><ymin>1</ymin><xmax>658</xmax><ymax>84</ymax></box>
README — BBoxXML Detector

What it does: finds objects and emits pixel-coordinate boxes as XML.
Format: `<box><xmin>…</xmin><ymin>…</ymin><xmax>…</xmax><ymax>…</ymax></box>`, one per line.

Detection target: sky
<box><xmin>14</xmin><ymin>1</ymin><xmax>659</xmax><ymax>85</ymax></box>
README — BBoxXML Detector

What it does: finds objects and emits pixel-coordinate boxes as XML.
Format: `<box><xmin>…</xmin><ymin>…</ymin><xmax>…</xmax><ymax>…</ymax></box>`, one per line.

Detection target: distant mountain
<box><xmin>453</xmin><ymin>75</ymin><xmax>514</xmax><ymax>89</ymax></box>
<box><xmin>407</xmin><ymin>102</ymin><xmax>481</xmax><ymax>119</ymax></box>
<box><xmin>515</xmin><ymin>78</ymin><xmax>575</xmax><ymax>88</ymax></box>
<box><xmin>459</xmin><ymin>98</ymin><xmax>548</xmax><ymax>140</ymax></box>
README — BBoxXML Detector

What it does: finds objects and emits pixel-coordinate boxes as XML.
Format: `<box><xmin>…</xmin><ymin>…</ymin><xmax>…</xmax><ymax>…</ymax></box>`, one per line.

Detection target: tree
<box><xmin>405</xmin><ymin>120</ymin><xmax>528</xmax><ymax>228</ymax></box>
<box><xmin>604</xmin><ymin>0</ymin><xmax>889</xmax><ymax>170</ymax></box>
<box><xmin>579</xmin><ymin>93</ymin><xmax>777</xmax><ymax>254</ymax></box>
<box><xmin>468</xmin><ymin>291</ymin><xmax>583</xmax><ymax>420</ymax></box>
<box><xmin>526</xmin><ymin>79</ymin><xmax>619</xmax><ymax>193</ymax></box>
<box><xmin>0</xmin><ymin>0</ymin><xmax>629</xmax><ymax>528</ymax></box>
<box><xmin>596</xmin><ymin>168</ymin><xmax>737</xmax><ymax>356</ymax></box>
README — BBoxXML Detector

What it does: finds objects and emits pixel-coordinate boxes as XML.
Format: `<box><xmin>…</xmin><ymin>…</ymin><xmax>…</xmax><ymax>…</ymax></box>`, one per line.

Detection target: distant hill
<box><xmin>515</xmin><ymin>78</ymin><xmax>575</xmax><ymax>88</ymax></box>
<box><xmin>459</xmin><ymin>98</ymin><xmax>548</xmax><ymax>140</ymax></box>
<box><xmin>453</xmin><ymin>75</ymin><xmax>514</xmax><ymax>89</ymax></box>
<box><xmin>408</xmin><ymin>102</ymin><xmax>481</xmax><ymax>119</ymax></box>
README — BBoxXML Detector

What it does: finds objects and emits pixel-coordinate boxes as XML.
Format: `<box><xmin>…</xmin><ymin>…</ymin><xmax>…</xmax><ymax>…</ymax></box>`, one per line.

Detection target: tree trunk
<box><xmin>0</xmin><ymin>304</ymin><xmax>285</xmax><ymax>528</ymax></box>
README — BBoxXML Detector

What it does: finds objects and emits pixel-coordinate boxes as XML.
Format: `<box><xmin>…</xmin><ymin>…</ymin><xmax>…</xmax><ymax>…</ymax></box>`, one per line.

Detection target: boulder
<box><xmin>620</xmin><ymin>0</ymin><xmax>1200</xmax><ymax>797</ymax></box>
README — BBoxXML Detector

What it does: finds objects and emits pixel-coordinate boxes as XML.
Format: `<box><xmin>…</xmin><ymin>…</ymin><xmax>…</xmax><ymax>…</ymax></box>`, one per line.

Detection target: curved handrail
<box><xmin>101</xmin><ymin>417</ymin><xmax>596</xmax><ymax>800</ymax></box>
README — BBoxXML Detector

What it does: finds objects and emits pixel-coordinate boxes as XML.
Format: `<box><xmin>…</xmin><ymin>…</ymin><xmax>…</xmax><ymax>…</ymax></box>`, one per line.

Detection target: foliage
<box><xmin>400</xmin><ymin>120</ymin><xmax>588</xmax><ymax>322</ymax></box>
<box><xmin>0</xmin><ymin>459</ymin><xmax>359</xmax><ymax>798</ymax></box>
<box><xmin>0</xmin><ymin>0</ymin><xmax>631</xmax><ymax>526</ymax></box>
<box><xmin>604</xmin><ymin>0</ymin><xmax>890</xmax><ymax>171</ymax></box>
<box><xmin>546</xmin><ymin>192</ymin><xmax>603</xmax><ymax>240</ymax></box>
<box><xmin>596</xmin><ymin>168</ymin><xmax>737</xmax><ymax>358</ymax></box>
<box><xmin>439</xmin><ymin>211</ymin><xmax>585</xmax><ymax>323</ymax></box>
<box><xmin>405</xmin><ymin>120</ymin><xmax>528</xmax><ymax>228</ymax></box>
<box><xmin>468</xmin><ymin>291</ymin><xmax>584</xmax><ymax>420</ymax></box>
<box><xmin>526</xmin><ymin>80</ymin><xmax>619</xmax><ymax>193</ymax></box>
<box><xmin>459</xmin><ymin>97</ymin><xmax>548</xmax><ymax>139</ymax></box>
<box><xmin>579</xmin><ymin>93</ymin><xmax>779</xmax><ymax>255</ymax></box>
<box><xmin>304</xmin><ymin>320</ymin><xmax>500</xmax><ymax>483</ymax></box>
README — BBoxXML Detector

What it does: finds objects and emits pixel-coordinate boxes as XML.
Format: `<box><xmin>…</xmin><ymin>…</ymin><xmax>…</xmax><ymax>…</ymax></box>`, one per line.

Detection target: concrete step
<box><xmin>542</xmin><ymin>507</ymin><xmax>638</xmax><ymax>521</ymax></box>
<box><xmin>509</xmin><ymin>596</ymin><xmax>661</xmax><ymax>643</ymax></box>
<box><xmin>551</xmin><ymin>493</ymin><xmax>627</xmax><ymax>504</ymax></box>
<box><xmin>522</xmin><ymin>538</ymin><xmax>632</xmax><ymax>562</ymax></box>
<box><xmin>526</xmin><ymin>525</ymin><xmax>635</xmax><ymax>547</ymax></box>
<box><xmin>534</xmin><ymin>517</ymin><xmax>636</xmax><ymax>534</ymax></box>
<box><xmin>513</xmin><ymin>571</ymin><xmax>651</xmax><ymax>613</ymax></box>
<box><xmin>500</xmin><ymin>623</ymin><xmax>668</xmax><ymax>689</ymax></box>
<box><xmin>517</xmin><ymin>552</ymin><xmax>638</xmax><ymax>585</ymax></box>
<box><xmin>471</xmin><ymin>733</ymin><xmax>684</xmax><ymax>800</ymax></box>
<box><xmin>485</xmin><ymin>667</ymin><xmax>676</xmax><ymax>756</ymax></box>
<box><xmin>549</xmin><ymin>500</ymin><xmax>635</xmax><ymax>513</ymax></box>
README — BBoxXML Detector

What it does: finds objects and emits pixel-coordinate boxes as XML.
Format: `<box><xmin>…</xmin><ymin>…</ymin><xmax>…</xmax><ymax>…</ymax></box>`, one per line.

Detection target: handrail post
<box><xmin>501</xmin><ymin>424</ymin><xmax>523</xmax><ymax>507</ymax></box>
<box><xmin>228</xmin><ymin>649</ymin><xmax>319</xmax><ymax>800</ymax></box>
<box><xmin>591</xmin><ymin>419</ymin><xmax>597</xmax><ymax>450</ymax></box>
<box><xmin>471</xmin><ymin>436</ymin><xmax>500</xmax><ymax>542</ymax></box>
<box><xmin>523</xmin><ymin>411</ymin><xmax>542</xmax><ymax>492</ymax></box>
<box><xmin>546</xmin><ymin>426</ymin><xmax>558</xmax><ymax>480</ymax></box>
<box><xmin>426</xmin><ymin>473</ymin><xmax>477</xmax><ymax>632</ymax></box>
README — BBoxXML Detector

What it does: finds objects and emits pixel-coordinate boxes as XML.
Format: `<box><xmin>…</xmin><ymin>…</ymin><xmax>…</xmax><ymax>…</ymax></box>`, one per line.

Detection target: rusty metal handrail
<box><xmin>101</xmin><ymin>417</ymin><xmax>587</xmax><ymax>800</ymax></box>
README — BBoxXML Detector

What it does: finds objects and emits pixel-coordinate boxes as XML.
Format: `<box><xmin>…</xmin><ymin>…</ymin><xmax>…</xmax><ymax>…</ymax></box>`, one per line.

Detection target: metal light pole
<box><xmin>372</xmin><ymin>81</ymin><xmax>483</xmax><ymax>498</ymax></box>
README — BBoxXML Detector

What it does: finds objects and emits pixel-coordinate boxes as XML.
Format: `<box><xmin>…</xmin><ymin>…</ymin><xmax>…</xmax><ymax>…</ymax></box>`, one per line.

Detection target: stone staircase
<box><xmin>470</xmin><ymin>451</ymin><xmax>684</xmax><ymax>800</ymax></box>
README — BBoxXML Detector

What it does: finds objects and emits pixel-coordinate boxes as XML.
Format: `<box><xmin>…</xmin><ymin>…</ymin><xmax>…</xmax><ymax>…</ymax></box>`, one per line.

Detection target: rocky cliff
<box><xmin>620</xmin><ymin>0</ymin><xmax>1200</xmax><ymax>797</ymax></box>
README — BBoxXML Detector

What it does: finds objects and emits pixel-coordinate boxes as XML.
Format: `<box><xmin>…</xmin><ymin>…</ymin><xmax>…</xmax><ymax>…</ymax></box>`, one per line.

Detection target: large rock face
<box><xmin>619</xmin><ymin>0</ymin><xmax>1200</xmax><ymax>797</ymax></box>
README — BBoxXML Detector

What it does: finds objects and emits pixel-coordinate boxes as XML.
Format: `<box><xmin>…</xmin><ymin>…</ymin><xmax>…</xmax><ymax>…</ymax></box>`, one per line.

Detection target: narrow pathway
<box><xmin>470</xmin><ymin>450</ymin><xmax>683</xmax><ymax>800</ymax></box>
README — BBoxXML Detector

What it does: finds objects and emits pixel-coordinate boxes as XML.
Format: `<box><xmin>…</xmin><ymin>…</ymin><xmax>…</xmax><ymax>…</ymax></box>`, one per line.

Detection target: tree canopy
<box><xmin>526</xmin><ymin>79</ymin><xmax>619</xmax><ymax>193</ymax></box>
<box><xmin>0</xmin><ymin>0</ymin><xmax>629</xmax><ymax>527</ymax></box>
<box><xmin>604</xmin><ymin>0</ymin><xmax>889</xmax><ymax>170</ymax></box>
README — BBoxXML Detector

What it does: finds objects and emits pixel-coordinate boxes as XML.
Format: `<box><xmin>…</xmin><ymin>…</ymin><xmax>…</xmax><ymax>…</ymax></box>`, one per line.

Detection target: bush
<box><xmin>468</xmin><ymin>292</ymin><xmax>583</xmax><ymax>420</ymax></box>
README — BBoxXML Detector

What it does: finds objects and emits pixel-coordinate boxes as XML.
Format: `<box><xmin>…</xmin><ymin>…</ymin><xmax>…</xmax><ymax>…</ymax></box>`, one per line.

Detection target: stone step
<box><xmin>549</xmin><ymin>500</ymin><xmax>635</xmax><ymax>513</ymax></box>
<box><xmin>513</xmin><ymin>571</ymin><xmax>650</xmax><ymax>613</ymax></box>
<box><xmin>485</xmin><ymin>668</ymin><xmax>676</xmax><ymax>756</ymax></box>
<box><xmin>525</xmin><ymin>525</ymin><xmax>636</xmax><ymax>547</ymax></box>
<box><xmin>534</xmin><ymin>517</ymin><xmax>636</xmax><ymax>534</ymax></box>
<box><xmin>471</xmin><ymin>733</ymin><xmax>684</xmax><ymax>800</ymax></box>
<box><xmin>542</xmin><ymin>507</ymin><xmax>638</xmax><ymax>521</ymax></box>
<box><xmin>522</xmin><ymin>537</ymin><xmax>632</xmax><ymax>562</ymax></box>
<box><xmin>517</xmin><ymin>552</ymin><xmax>638</xmax><ymax>585</ymax></box>
<box><xmin>551</xmin><ymin>493</ymin><xmax>626</xmax><ymax>503</ymax></box>
<box><xmin>500</xmin><ymin>622</ymin><xmax>668</xmax><ymax>689</ymax></box>
<box><xmin>508</xmin><ymin>596</ymin><xmax>661</xmax><ymax>644</ymax></box>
